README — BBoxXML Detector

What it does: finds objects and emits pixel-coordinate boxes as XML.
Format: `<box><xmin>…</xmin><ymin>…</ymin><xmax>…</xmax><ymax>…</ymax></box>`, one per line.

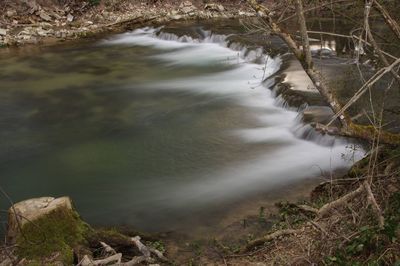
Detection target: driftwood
<box><xmin>131</xmin><ymin>236</ymin><xmax>151</xmax><ymax>258</ymax></box>
<box><xmin>99</xmin><ymin>241</ymin><xmax>116</xmax><ymax>255</ymax></box>
<box><xmin>121</xmin><ymin>256</ymin><xmax>151</xmax><ymax>266</ymax></box>
<box><xmin>80</xmin><ymin>253</ymin><xmax>122</xmax><ymax>266</ymax></box>
<box><xmin>79</xmin><ymin>235</ymin><xmax>167</xmax><ymax>266</ymax></box>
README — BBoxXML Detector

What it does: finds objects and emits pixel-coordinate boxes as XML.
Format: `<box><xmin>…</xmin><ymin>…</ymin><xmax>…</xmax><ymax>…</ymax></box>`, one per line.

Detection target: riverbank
<box><xmin>0</xmin><ymin>0</ymin><xmax>256</xmax><ymax>47</ymax></box>
<box><xmin>2</xmin><ymin>148</ymin><xmax>399</xmax><ymax>265</ymax></box>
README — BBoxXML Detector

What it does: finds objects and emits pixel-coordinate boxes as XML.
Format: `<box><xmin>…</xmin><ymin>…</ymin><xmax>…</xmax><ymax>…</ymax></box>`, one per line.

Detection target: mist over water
<box><xmin>0</xmin><ymin>25</ymin><xmax>364</xmax><ymax>232</ymax></box>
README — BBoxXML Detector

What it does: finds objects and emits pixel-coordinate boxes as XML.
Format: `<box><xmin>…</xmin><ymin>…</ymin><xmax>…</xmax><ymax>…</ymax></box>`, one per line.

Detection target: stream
<box><xmin>0</xmin><ymin>21</ymin><xmax>364</xmax><ymax>234</ymax></box>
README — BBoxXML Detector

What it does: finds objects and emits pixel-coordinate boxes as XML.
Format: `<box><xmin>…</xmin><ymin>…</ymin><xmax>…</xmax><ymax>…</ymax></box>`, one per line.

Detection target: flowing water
<box><xmin>0</xmin><ymin>23</ymin><xmax>364</xmax><ymax>233</ymax></box>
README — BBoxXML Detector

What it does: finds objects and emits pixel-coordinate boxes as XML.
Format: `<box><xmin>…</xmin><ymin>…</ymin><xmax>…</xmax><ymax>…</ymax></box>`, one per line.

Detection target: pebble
<box><xmin>67</xmin><ymin>14</ymin><xmax>74</xmax><ymax>22</ymax></box>
<box><xmin>39</xmin><ymin>11</ymin><xmax>52</xmax><ymax>22</ymax></box>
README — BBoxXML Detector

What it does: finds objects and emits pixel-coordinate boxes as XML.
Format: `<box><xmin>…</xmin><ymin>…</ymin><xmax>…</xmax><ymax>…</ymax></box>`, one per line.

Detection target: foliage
<box><xmin>326</xmin><ymin>192</ymin><xmax>400</xmax><ymax>265</ymax></box>
<box><xmin>148</xmin><ymin>240</ymin><xmax>166</xmax><ymax>253</ymax></box>
<box><xmin>88</xmin><ymin>0</ymin><xmax>101</xmax><ymax>6</ymax></box>
<box><xmin>272</xmin><ymin>201</ymin><xmax>310</xmax><ymax>230</ymax></box>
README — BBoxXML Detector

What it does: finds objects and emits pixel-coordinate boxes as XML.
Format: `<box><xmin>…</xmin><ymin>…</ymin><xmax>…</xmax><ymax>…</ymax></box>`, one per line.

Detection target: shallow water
<box><xmin>0</xmin><ymin>24</ymin><xmax>364</xmax><ymax>233</ymax></box>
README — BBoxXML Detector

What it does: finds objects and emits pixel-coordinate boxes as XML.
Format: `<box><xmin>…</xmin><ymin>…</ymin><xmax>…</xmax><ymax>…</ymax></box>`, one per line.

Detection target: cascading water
<box><xmin>102</xmin><ymin>28</ymin><xmax>365</xmax><ymax>207</ymax></box>
<box><xmin>0</xmin><ymin>24</ymin><xmax>365</xmax><ymax>234</ymax></box>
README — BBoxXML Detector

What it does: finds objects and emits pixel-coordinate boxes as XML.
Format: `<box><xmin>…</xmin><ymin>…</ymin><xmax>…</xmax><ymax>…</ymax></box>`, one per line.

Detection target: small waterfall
<box><xmin>157</xmin><ymin>32</ymin><xmax>197</xmax><ymax>43</ymax></box>
<box><xmin>102</xmin><ymin>26</ymin><xmax>362</xmax><ymax>151</ymax></box>
<box><xmin>291</xmin><ymin>124</ymin><xmax>337</xmax><ymax>147</ymax></box>
<box><xmin>103</xmin><ymin>25</ymin><xmax>364</xmax><ymax>157</ymax></box>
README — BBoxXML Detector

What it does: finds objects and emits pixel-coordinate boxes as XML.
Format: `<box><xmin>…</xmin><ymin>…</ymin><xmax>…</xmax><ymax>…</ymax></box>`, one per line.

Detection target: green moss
<box><xmin>91</xmin><ymin>227</ymin><xmax>131</xmax><ymax>242</ymax></box>
<box><xmin>25</xmin><ymin>261</ymin><xmax>42</xmax><ymax>266</ymax></box>
<box><xmin>88</xmin><ymin>0</ymin><xmax>101</xmax><ymax>5</ymax></box>
<box><xmin>148</xmin><ymin>240</ymin><xmax>166</xmax><ymax>253</ymax></box>
<box><xmin>350</xmin><ymin>123</ymin><xmax>400</xmax><ymax>145</ymax></box>
<box><xmin>348</xmin><ymin>156</ymin><xmax>369</xmax><ymax>178</ymax></box>
<box><xmin>16</xmin><ymin>208</ymin><xmax>91</xmax><ymax>264</ymax></box>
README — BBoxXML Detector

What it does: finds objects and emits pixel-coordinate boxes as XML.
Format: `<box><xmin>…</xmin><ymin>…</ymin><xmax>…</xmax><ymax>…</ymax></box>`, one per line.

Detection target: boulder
<box><xmin>204</xmin><ymin>3</ymin><xmax>225</xmax><ymax>12</ymax></box>
<box><xmin>0</xmin><ymin>29</ymin><xmax>7</xmax><ymax>36</ymax></box>
<box><xmin>179</xmin><ymin>1</ymin><xmax>197</xmax><ymax>15</ymax></box>
<box><xmin>6</xmin><ymin>197</ymin><xmax>89</xmax><ymax>264</ymax></box>
<box><xmin>7</xmin><ymin>197</ymin><xmax>72</xmax><ymax>243</ymax></box>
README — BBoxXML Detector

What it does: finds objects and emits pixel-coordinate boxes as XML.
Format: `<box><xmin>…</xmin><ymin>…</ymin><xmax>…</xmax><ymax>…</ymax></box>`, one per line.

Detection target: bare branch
<box><xmin>326</xmin><ymin>58</ymin><xmax>400</xmax><ymax>127</ymax></box>
<box><xmin>373</xmin><ymin>0</ymin><xmax>400</xmax><ymax>39</ymax></box>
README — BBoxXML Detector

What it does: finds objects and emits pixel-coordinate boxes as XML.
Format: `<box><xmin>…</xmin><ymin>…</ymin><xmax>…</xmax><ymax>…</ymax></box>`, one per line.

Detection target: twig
<box><xmin>241</xmin><ymin>229</ymin><xmax>299</xmax><ymax>253</ymax></box>
<box><xmin>318</xmin><ymin>184</ymin><xmax>365</xmax><ymax>217</ymax></box>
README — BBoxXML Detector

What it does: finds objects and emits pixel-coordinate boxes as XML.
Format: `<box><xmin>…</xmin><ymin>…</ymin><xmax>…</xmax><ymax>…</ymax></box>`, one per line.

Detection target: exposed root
<box><xmin>363</xmin><ymin>181</ymin><xmax>385</xmax><ymax>228</ymax></box>
<box><xmin>318</xmin><ymin>184</ymin><xmax>365</xmax><ymax>218</ymax></box>
<box><xmin>241</xmin><ymin>229</ymin><xmax>299</xmax><ymax>253</ymax></box>
<box><xmin>296</xmin><ymin>204</ymin><xmax>318</xmax><ymax>214</ymax></box>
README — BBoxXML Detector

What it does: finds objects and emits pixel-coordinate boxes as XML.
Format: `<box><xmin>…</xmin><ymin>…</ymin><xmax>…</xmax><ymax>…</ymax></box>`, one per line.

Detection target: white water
<box><xmin>103</xmin><ymin>28</ymin><xmax>365</xmax><ymax>209</ymax></box>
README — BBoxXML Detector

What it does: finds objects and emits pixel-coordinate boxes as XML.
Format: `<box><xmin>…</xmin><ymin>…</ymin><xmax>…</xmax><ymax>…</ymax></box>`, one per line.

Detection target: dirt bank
<box><xmin>0</xmin><ymin>0</ymin><xmax>256</xmax><ymax>47</ymax></box>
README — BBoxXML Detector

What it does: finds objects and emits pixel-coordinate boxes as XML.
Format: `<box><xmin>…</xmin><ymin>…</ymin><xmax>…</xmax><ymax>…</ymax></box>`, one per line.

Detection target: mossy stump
<box><xmin>6</xmin><ymin>197</ymin><xmax>90</xmax><ymax>264</ymax></box>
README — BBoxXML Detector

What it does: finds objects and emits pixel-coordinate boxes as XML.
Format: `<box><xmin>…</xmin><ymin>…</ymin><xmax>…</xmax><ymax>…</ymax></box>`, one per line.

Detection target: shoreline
<box><xmin>0</xmin><ymin>1</ymin><xmax>257</xmax><ymax>49</ymax></box>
